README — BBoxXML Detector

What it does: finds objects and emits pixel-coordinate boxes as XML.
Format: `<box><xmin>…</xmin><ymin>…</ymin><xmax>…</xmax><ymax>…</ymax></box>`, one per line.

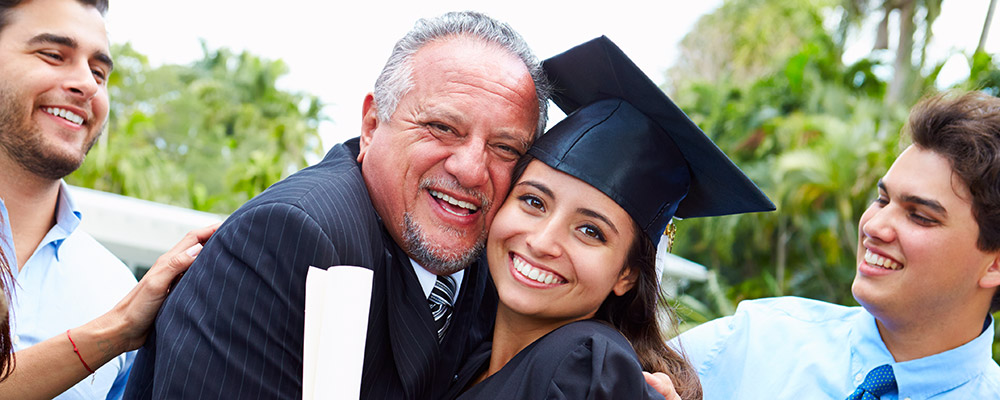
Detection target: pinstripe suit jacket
<box><xmin>124</xmin><ymin>138</ymin><xmax>497</xmax><ymax>400</ymax></box>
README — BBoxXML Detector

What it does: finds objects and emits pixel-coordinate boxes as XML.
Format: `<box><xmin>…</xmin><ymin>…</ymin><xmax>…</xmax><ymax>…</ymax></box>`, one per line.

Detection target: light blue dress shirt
<box><xmin>672</xmin><ymin>296</ymin><xmax>1000</xmax><ymax>400</ymax></box>
<box><xmin>5</xmin><ymin>183</ymin><xmax>138</xmax><ymax>400</ymax></box>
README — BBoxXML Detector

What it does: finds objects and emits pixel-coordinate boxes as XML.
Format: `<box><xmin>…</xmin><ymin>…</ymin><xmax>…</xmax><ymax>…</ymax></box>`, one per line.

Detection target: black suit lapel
<box><xmin>384</xmin><ymin>243</ymin><xmax>439</xmax><ymax>399</ymax></box>
<box><xmin>427</xmin><ymin>257</ymin><xmax>493</xmax><ymax>398</ymax></box>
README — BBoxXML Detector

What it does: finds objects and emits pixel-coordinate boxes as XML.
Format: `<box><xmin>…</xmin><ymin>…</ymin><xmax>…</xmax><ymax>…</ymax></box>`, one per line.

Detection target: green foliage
<box><xmin>670</xmin><ymin>0</ymin><xmax>1000</xmax><ymax>366</ymax></box>
<box><xmin>669</xmin><ymin>0</ymin><xmax>837</xmax><ymax>89</ymax></box>
<box><xmin>67</xmin><ymin>43</ymin><xmax>324</xmax><ymax>214</ymax></box>
<box><xmin>674</xmin><ymin>51</ymin><xmax>904</xmax><ymax>307</ymax></box>
<box><xmin>667</xmin><ymin>0</ymin><xmax>1000</xmax><ymax>364</ymax></box>
<box><xmin>967</xmin><ymin>51</ymin><xmax>1000</xmax><ymax>96</ymax></box>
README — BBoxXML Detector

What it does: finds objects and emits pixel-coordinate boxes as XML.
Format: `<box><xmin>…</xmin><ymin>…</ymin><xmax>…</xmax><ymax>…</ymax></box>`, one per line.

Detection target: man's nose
<box><xmin>444</xmin><ymin>139</ymin><xmax>490</xmax><ymax>189</ymax></box>
<box><xmin>63</xmin><ymin>61</ymin><xmax>100</xmax><ymax>102</ymax></box>
<box><xmin>861</xmin><ymin>206</ymin><xmax>897</xmax><ymax>244</ymax></box>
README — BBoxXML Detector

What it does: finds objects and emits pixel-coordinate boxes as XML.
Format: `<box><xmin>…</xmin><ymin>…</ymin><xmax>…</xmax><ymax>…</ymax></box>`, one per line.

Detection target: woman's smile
<box><xmin>509</xmin><ymin>252</ymin><xmax>567</xmax><ymax>286</ymax></box>
<box><xmin>487</xmin><ymin>160</ymin><xmax>635</xmax><ymax>325</ymax></box>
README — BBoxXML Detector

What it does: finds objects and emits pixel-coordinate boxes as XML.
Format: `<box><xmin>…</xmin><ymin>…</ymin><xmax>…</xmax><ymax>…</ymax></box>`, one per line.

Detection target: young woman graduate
<box><xmin>442</xmin><ymin>37</ymin><xmax>775</xmax><ymax>400</ymax></box>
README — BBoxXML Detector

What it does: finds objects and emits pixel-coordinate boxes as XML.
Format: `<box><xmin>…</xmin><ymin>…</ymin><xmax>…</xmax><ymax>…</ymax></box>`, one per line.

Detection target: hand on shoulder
<box><xmin>93</xmin><ymin>223</ymin><xmax>219</xmax><ymax>352</ymax></box>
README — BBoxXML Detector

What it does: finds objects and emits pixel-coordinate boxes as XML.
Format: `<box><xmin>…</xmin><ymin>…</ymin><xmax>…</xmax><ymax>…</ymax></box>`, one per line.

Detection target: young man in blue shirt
<box><xmin>0</xmin><ymin>1</ymin><xmax>138</xmax><ymax>398</ymax></box>
<box><xmin>673</xmin><ymin>91</ymin><xmax>1000</xmax><ymax>399</ymax></box>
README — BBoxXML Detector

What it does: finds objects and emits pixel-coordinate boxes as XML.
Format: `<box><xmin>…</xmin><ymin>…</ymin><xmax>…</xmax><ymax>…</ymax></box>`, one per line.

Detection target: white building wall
<box><xmin>68</xmin><ymin>186</ymin><xmax>225</xmax><ymax>276</ymax></box>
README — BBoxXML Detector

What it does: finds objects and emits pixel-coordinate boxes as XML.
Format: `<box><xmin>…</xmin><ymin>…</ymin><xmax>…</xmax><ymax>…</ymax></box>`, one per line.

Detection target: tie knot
<box><xmin>429</xmin><ymin>275</ymin><xmax>457</xmax><ymax>307</ymax></box>
<box><xmin>847</xmin><ymin>364</ymin><xmax>897</xmax><ymax>400</ymax></box>
<box><xmin>428</xmin><ymin>275</ymin><xmax>458</xmax><ymax>342</ymax></box>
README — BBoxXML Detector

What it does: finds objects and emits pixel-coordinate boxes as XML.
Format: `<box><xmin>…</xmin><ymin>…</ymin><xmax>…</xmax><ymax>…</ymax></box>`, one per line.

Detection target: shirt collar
<box><xmin>44</xmin><ymin>182</ymin><xmax>82</xmax><ymax>261</ymax></box>
<box><xmin>893</xmin><ymin>315</ymin><xmax>996</xmax><ymax>398</ymax></box>
<box><xmin>850</xmin><ymin>310</ymin><xmax>997</xmax><ymax>399</ymax></box>
<box><xmin>848</xmin><ymin>310</ymin><xmax>896</xmax><ymax>373</ymax></box>
<box><xmin>409</xmin><ymin>258</ymin><xmax>464</xmax><ymax>301</ymax></box>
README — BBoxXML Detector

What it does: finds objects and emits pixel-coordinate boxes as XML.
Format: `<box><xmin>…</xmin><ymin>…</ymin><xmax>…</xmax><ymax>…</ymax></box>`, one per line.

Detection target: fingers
<box><xmin>143</xmin><ymin>243</ymin><xmax>200</xmax><ymax>294</ymax></box>
<box><xmin>98</xmin><ymin>224</ymin><xmax>219</xmax><ymax>352</ymax></box>
<box><xmin>169</xmin><ymin>243</ymin><xmax>202</xmax><ymax>291</ymax></box>
<box><xmin>169</xmin><ymin>243</ymin><xmax>202</xmax><ymax>274</ymax></box>
<box><xmin>156</xmin><ymin>223</ymin><xmax>220</xmax><ymax>267</ymax></box>
<box><xmin>164</xmin><ymin>223</ymin><xmax>221</xmax><ymax>254</ymax></box>
<box><xmin>147</xmin><ymin>223</ymin><xmax>218</xmax><ymax>288</ymax></box>
<box><xmin>190</xmin><ymin>222</ymin><xmax>221</xmax><ymax>244</ymax></box>
<box><xmin>643</xmin><ymin>371</ymin><xmax>680</xmax><ymax>400</ymax></box>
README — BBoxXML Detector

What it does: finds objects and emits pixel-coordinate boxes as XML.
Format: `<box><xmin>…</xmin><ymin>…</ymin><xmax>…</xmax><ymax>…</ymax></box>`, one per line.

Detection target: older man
<box><xmin>125</xmin><ymin>12</ymin><xmax>549</xmax><ymax>400</ymax></box>
<box><xmin>0</xmin><ymin>0</ymin><xmax>140</xmax><ymax>398</ymax></box>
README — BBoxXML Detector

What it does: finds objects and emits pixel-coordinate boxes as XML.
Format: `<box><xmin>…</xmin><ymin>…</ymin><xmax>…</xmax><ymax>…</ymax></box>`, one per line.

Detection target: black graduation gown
<box><xmin>444</xmin><ymin>320</ymin><xmax>666</xmax><ymax>400</ymax></box>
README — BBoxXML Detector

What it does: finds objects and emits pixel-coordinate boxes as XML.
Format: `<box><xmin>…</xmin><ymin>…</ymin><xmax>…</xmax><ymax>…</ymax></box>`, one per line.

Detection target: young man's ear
<box><xmin>358</xmin><ymin>93</ymin><xmax>379</xmax><ymax>163</ymax></box>
<box><xmin>979</xmin><ymin>255</ymin><xmax>1000</xmax><ymax>289</ymax></box>
<box><xmin>613</xmin><ymin>266</ymin><xmax>639</xmax><ymax>296</ymax></box>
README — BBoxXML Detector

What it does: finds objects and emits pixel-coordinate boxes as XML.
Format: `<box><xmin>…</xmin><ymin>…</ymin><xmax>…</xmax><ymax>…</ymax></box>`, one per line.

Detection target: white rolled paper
<box><xmin>303</xmin><ymin>265</ymin><xmax>374</xmax><ymax>400</ymax></box>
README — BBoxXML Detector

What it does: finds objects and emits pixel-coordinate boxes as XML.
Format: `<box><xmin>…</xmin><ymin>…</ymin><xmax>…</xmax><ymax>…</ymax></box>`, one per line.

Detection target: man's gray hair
<box><xmin>372</xmin><ymin>11</ymin><xmax>550</xmax><ymax>137</ymax></box>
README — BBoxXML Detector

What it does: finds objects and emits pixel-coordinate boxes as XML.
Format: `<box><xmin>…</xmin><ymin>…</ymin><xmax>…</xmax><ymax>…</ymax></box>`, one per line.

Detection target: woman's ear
<box><xmin>613</xmin><ymin>266</ymin><xmax>638</xmax><ymax>296</ymax></box>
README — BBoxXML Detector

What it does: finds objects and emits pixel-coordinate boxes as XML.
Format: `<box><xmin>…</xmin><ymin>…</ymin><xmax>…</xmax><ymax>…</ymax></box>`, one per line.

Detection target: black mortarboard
<box><xmin>530</xmin><ymin>36</ymin><xmax>775</xmax><ymax>245</ymax></box>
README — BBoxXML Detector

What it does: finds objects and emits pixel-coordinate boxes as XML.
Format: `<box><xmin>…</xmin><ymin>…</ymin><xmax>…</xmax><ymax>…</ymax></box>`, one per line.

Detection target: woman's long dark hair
<box><xmin>595</xmin><ymin>226</ymin><xmax>702</xmax><ymax>400</ymax></box>
<box><xmin>511</xmin><ymin>156</ymin><xmax>702</xmax><ymax>399</ymax></box>
<box><xmin>0</xmin><ymin>227</ymin><xmax>14</xmax><ymax>381</ymax></box>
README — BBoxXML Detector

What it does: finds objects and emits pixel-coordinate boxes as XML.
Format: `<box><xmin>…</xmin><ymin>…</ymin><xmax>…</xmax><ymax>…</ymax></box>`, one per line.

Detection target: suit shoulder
<box><xmin>233</xmin><ymin>144</ymin><xmax>381</xmax><ymax>238</ymax></box>
<box><xmin>248</xmin><ymin>144</ymin><xmax>370</xmax><ymax>210</ymax></box>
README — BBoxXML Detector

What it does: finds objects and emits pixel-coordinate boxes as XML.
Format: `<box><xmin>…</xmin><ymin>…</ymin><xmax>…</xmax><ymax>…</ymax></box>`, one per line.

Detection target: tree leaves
<box><xmin>68</xmin><ymin>43</ymin><xmax>324</xmax><ymax>214</ymax></box>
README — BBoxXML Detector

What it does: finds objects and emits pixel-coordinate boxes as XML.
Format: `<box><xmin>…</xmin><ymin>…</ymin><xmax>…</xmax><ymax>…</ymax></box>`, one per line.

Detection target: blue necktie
<box><xmin>428</xmin><ymin>275</ymin><xmax>457</xmax><ymax>342</ymax></box>
<box><xmin>846</xmin><ymin>364</ymin><xmax>897</xmax><ymax>400</ymax></box>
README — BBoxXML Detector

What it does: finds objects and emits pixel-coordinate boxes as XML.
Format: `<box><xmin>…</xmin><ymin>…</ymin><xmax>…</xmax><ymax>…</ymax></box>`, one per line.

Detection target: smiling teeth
<box><xmin>429</xmin><ymin>190</ymin><xmax>478</xmax><ymax>212</ymax></box>
<box><xmin>512</xmin><ymin>255</ymin><xmax>564</xmax><ymax>285</ymax></box>
<box><xmin>865</xmin><ymin>249</ymin><xmax>903</xmax><ymax>270</ymax></box>
<box><xmin>44</xmin><ymin>107</ymin><xmax>84</xmax><ymax>125</ymax></box>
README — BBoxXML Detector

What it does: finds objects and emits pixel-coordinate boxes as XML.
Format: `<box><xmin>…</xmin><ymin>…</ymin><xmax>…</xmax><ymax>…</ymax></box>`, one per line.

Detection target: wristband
<box><xmin>66</xmin><ymin>329</ymin><xmax>96</xmax><ymax>374</ymax></box>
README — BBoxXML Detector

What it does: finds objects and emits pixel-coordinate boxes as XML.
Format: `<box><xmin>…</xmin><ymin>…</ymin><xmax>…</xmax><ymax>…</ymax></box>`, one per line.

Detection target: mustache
<box><xmin>419</xmin><ymin>177</ymin><xmax>491</xmax><ymax>213</ymax></box>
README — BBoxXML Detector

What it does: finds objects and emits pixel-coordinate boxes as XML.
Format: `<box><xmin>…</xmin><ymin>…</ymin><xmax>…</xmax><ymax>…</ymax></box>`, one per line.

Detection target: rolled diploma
<box><xmin>303</xmin><ymin>265</ymin><xmax>374</xmax><ymax>400</ymax></box>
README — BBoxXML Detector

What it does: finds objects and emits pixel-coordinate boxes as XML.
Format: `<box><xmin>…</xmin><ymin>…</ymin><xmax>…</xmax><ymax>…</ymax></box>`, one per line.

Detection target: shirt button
<box><xmin>854</xmin><ymin>373</ymin><xmax>863</xmax><ymax>382</ymax></box>
<box><xmin>904</xmin><ymin>398</ymin><xmax>911</xmax><ymax>400</ymax></box>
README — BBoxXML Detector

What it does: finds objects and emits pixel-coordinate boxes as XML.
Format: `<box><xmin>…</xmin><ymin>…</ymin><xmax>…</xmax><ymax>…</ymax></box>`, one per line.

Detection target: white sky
<box><xmin>105</xmin><ymin>1</ymin><xmax>999</xmax><ymax>150</ymax></box>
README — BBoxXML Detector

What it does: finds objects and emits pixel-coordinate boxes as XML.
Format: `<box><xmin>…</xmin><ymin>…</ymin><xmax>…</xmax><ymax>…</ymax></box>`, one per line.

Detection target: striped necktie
<box><xmin>427</xmin><ymin>275</ymin><xmax>457</xmax><ymax>342</ymax></box>
<box><xmin>846</xmin><ymin>364</ymin><xmax>897</xmax><ymax>400</ymax></box>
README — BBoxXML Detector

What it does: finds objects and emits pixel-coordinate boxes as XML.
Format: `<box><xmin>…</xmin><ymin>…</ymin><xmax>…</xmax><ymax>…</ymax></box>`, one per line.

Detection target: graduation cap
<box><xmin>529</xmin><ymin>36</ymin><xmax>775</xmax><ymax>246</ymax></box>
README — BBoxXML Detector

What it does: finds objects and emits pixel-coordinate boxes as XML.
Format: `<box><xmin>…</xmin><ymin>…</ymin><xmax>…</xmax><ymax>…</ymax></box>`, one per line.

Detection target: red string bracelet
<box><xmin>66</xmin><ymin>329</ymin><xmax>96</xmax><ymax>374</ymax></box>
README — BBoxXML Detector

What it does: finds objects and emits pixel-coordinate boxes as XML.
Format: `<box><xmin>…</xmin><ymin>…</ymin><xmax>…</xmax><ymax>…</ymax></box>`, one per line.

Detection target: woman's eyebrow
<box><xmin>517</xmin><ymin>180</ymin><xmax>554</xmax><ymax>199</ymax></box>
<box><xmin>577</xmin><ymin>208</ymin><xmax>619</xmax><ymax>235</ymax></box>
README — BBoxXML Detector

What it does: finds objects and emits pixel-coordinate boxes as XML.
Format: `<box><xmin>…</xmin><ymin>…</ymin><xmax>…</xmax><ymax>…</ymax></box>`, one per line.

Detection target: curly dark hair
<box><xmin>905</xmin><ymin>90</ymin><xmax>1000</xmax><ymax>312</ymax></box>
